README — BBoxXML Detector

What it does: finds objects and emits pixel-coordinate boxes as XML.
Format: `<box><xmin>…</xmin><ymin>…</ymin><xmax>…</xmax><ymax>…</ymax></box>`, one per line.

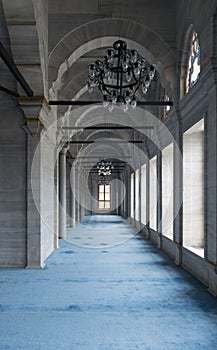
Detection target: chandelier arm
<box><xmin>128</xmin><ymin>62</ymin><xmax>141</xmax><ymax>100</ymax></box>
<box><xmin>132</xmin><ymin>82</ymin><xmax>141</xmax><ymax>98</ymax></box>
<box><xmin>131</xmin><ymin>65</ymin><xmax>140</xmax><ymax>84</ymax></box>
<box><xmin>102</xmin><ymin>83</ymin><xmax>113</xmax><ymax>98</ymax></box>
<box><xmin>103</xmin><ymin>81</ymin><xmax>138</xmax><ymax>90</ymax></box>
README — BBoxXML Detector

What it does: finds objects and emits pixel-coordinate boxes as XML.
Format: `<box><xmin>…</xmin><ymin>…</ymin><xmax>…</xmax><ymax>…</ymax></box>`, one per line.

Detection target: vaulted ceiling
<box><xmin>48</xmin><ymin>0</ymin><xmax>177</xmax><ymax>101</ymax></box>
<box><xmin>2</xmin><ymin>0</ymin><xmax>216</xmax><ymax>174</ymax></box>
<box><xmin>47</xmin><ymin>0</ymin><xmax>178</xmax><ymax>167</ymax></box>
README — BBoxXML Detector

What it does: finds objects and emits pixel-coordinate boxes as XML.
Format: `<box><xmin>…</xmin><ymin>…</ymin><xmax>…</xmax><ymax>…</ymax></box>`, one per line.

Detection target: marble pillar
<box><xmin>59</xmin><ymin>146</ymin><xmax>68</xmax><ymax>239</ymax></box>
<box><xmin>25</xmin><ymin>118</ymin><xmax>44</xmax><ymax>267</ymax></box>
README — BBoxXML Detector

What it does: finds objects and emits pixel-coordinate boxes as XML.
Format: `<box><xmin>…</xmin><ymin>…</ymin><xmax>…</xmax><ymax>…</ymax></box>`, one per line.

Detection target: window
<box><xmin>186</xmin><ymin>31</ymin><xmax>200</xmax><ymax>94</ymax></box>
<box><xmin>135</xmin><ymin>169</ymin><xmax>140</xmax><ymax>221</ymax></box>
<box><xmin>141</xmin><ymin>164</ymin><xmax>146</xmax><ymax>224</ymax></box>
<box><xmin>162</xmin><ymin>143</ymin><xmax>173</xmax><ymax>238</ymax></box>
<box><xmin>183</xmin><ymin>119</ymin><xmax>204</xmax><ymax>257</ymax></box>
<box><xmin>98</xmin><ymin>184</ymin><xmax>111</xmax><ymax>210</ymax></box>
<box><xmin>150</xmin><ymin>156</ymin><xmax>157</xmax><ymax>230</ymax></box>
<box><xmin>163</xmin><ymin>95</ymin><xmax>171</xmax><ymax>120</ymax></box>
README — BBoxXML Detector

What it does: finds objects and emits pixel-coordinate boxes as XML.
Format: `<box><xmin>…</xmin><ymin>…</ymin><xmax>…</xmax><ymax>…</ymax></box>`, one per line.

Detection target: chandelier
<box><xmin>87</xmin><ymin>40</ymin><xmax>156</xmax><ymax>111</ymax></box>
<box><xmin>97</xmin><ymin>160</ymin><xmax>114</xmax><ymax>176</ymax></box>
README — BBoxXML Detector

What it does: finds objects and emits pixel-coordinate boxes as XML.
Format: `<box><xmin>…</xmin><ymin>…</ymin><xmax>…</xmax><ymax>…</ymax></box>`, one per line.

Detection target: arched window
<box><xmin>164</xmin><ymin>95</ymin><xmax>171</xmax><ymax>119</ymax></box>
<box><xmin>185</xmin><ymin>30</ymin><xmax>200</xmax><ymax>93</ymax></box>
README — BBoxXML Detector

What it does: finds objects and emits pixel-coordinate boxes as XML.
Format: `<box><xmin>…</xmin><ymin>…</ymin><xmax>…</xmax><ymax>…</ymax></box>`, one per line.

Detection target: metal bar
<box><xmin>49</xmin><ymin>100</ymin><xmax>173</xmax><ymax>106</ymax></box>
<box><xmin>69</xmin><ymin>140</ymin><xmax>143</xmax><ymax>144</ymax></box>
<box><xmin>78</xmin><ymin>163</ymin><xmax>126</xmax><ymax>164</ymax></box>
<box><xmin>74</xmin><ymin>156</ymin><xmax>132</xmax><ymax>159</ymax></box>
<box><xmin>0</xmin><ymin>85</ymin><xmax>19</xmax><ymax>97</ymax></box>
<box><xmin>82</xmin><ymin>165</ymin><xmax>125</xmax><ymax>167</ymax></box>
<box><xmin>63</xmin><ymin>126</ymin><xmax>154</xmax><ymax>130</ymax></box>
<box><xmin>0</xmin><ymin>41</ymin><xmax>33</xmax><ymax>96</ymax></box>
<box><xmin>80</xmin><ymin>168</ymin><xmax>125</xmax><ymax>170</ymax></box>
<box><xmin>83</xmin><ymin>168</ymin><xmax>125</xmax><ymax>170</ymax></box>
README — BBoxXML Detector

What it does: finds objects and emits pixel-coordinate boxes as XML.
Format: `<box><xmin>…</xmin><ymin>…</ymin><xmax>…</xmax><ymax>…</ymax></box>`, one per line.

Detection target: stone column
<box><xmin>121</xmin><ymin>173</ymin><xmax>125</xmax><ymax>217</ymax></box>
<box><xmin>54</xmin><ymin>156</ymin><xmax>59</xmax><ymax>248</ymax></box>
<box><xmin>173</xmin><ymin>109</ymin><xmax>183</xmax><ymax>266</ymax></box>
<box><xmin>90</xmin><ymin>175</ymin><xmax>93</xmax><ymax>215</ymax></box>
<box><xmin>79</xmin><ymin>174</ymin><xmax>85</xmax><ymax>219</ymax></box>
<box><xmin>59</xmin><ymin>145</ymin><xmax>68</xmax><ymax>239</ymax></box>
<box><xmin>75</xmin><ymin>173</ymin><xmax>79</xmax><ymax>223</ymax></box>
<box><xmin>116</xmin><ymin>177</ymin><xmax>119</xmax><ymax>215</ymax></box>
<box><xmin>25</xmin><ymin>118</ymin><xmax>44</xmax><ymax>267</ymax></box>
<box><xmin>68</xmin><ymin>163</ymin><xmax>74</xmax><ymax>227</ymax></box>
<box><xmin>21</xmin><ymin>97</ymin><xmax>52</xmax><ymax>268</ymax></box>
<box><xmin>80</xmin><ymin>175</ymin><xmax>86</xmax><ymax>220</ymax></box>
<box><xmin>66</xmin><ymin>160</ymin><xmax>72</xmax><ymax>227</ymax></box>
<box><xmin>126</xmin><ymin>166</ymin><xmax>131</xmax><ymax>218</ymax></box>
<box><xmin>71</xmin><ymin>165</ymin><xmax>76</xmax><ymax>226</ymax></box>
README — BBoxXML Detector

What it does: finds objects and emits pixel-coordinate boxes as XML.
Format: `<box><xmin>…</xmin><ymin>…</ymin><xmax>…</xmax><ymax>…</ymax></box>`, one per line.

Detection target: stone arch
<box><xmin>81</xmin><ymin>129</ymin><xmax>130</xmax><ymax>142</ymax></box>
<box><xmin>61</xmin><ymin>103</ymin><xmax>159</xmax><ymax>162</ymax></box>
<box><xmin>49</xmin><ymin>18</ymin><xmax>176</xmax><ymax>99</ymax></box>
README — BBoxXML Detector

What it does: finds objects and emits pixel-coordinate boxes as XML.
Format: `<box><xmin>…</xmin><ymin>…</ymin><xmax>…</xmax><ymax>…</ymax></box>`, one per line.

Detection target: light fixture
<box><xmin>87</xmin><ymin>40</ymin><xmax>156</xmax><ymax>110</ymax></box>
<box><xmin>97</xmin><ymin>160</ymin><xmax>114</xmax><ymax>176</ymax></box>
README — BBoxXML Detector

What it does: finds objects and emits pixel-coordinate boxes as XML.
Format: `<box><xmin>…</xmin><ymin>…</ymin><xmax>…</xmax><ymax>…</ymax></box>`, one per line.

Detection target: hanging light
<box><xmin>97</xmin><ymin>160</ymin><xmax>113</xmax><ymax>176</ymax></box>
<box><xmin>87</xmin><ymin>40</ymin><xmax>156</xmax><ymax>109</ymax></box>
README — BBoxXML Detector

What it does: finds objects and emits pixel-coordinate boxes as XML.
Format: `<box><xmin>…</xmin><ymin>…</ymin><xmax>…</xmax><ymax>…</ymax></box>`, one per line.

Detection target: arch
<box><xmin>81</xmin><ymin>129</ymin><xmax>130</xmax><ymax>142</ymax></box>
<box><xmin>49</xmin><ymin>18</ymin><xmax>176</xmax><ymax>99</ymax></box>
<box><xmin>61</xmin><ymin>104</ymin><xmax>156</xmax><ymax>144</ymax></box>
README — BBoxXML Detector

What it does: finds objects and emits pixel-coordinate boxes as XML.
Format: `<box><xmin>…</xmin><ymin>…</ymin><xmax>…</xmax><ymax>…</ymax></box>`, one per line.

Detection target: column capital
<box><xmin>20</xmin><ymin>96</ymin><xmax>49</xmax><ymax>137</ymax></box>
<box><xmin>60</xmin><ymin>143</ymin><xmax>70</xmax><ymax>155</ymax></box>
<box><xmin>18</xmin><ymin>95</ymin><xmax>51</xmax><ymax>116</ymax></box>
<box><xmin>23</xmin><ymin>117</ymin><xmax>44</xmax><ymax>136</ymax></box>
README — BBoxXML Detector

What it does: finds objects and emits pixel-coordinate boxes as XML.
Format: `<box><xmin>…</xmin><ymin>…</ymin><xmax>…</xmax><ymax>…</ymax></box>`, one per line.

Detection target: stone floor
<box><xmin>0</xmin><ymin>215</ymin><xmax>217</xmax><ymax>350</ymax></box>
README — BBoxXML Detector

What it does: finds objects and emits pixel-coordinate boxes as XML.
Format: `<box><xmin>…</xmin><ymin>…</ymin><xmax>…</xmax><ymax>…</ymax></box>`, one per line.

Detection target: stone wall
<box><xmin>0</xmin><ymin>95</ymin><xmax>27</xmax><ymax>266</ymax></box>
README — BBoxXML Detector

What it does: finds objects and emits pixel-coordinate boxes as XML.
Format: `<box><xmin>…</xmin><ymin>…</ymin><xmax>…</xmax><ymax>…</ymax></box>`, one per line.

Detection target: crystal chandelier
<box><xmin>87</xmin><ymin>40</ymin><xmax>156</xmax><ymax>111</ymax></box>
<box><xmin>97</xmin><ymin>160</ymin><xmax>113</xmax><ymax>176</ymax></box>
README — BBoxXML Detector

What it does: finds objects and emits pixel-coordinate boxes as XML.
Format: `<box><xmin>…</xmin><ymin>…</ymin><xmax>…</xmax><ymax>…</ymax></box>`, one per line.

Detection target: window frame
<box><xmin>98</xmin><ymin>183</ymin><xmax>111</xmax><ymax>210</ymax></box>
<box><xmin>185</xmin><ymin>30</ymin><xmax>200</xmax><ymax>94</ymax></box>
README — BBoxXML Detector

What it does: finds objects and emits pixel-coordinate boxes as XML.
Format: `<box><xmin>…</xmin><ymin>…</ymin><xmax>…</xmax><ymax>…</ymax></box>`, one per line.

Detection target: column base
<box><xmin>206</xmin><ymin>261</ymin><xmax>217</xmax><ymax>297</ymax></box>
<box><xmin>174</xmin><ymin>243</ymin><xmax>182</xmax><ymax>266</ymax></box>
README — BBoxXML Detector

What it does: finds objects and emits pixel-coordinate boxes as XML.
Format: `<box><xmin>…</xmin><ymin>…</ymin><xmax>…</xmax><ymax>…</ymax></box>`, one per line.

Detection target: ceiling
<box><xmin>4</xmin><ymin>0</ymin><xmax>214</xmax><ymax>176</ymax></box>
<box><xmin>1</xmin><ymin>0</ymin><xmax>216</xmax><ymax>182</ymax></box>
<box><xmin>47</xmin><ymin>0</ymin><xmax>178</xmax><ymax>174</ymax></box>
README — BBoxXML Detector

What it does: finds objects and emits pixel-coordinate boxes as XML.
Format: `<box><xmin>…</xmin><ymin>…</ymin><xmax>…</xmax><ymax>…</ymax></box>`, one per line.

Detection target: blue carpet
<box><xmin>0</xmin><ymin>215</ymin><xmax>217</xmax><ymax>349</ymax></box>
<box><xmin>66</xmin><ymin>215</ymin><xmax>137</xmax><ymax>248</ymax></box>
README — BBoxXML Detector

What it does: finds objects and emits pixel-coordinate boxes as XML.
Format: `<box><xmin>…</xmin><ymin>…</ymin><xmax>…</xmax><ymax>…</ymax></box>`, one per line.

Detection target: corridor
<box><xmin>66</xmin><ymin>215</ymin><xmax>137</xmax><ymax>248</ymax></box>
<box><xmin>0</xmin><ymin>215</ymin><xmax>217</xmax><ymax>349</ymax></box>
